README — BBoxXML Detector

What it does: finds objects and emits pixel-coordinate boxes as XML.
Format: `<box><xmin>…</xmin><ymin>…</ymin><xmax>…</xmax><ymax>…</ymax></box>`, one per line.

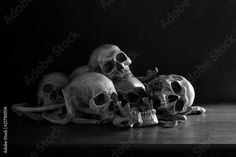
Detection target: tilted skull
<box><xmin>114</xmin><ymin>76</ymin><xmax>158</xmax><ymax>127</ymax></box>
<box><xmin>146</xmin><ymin>74</ymin><xmax>195</xmax><ymax>116</ymax></box>
<box><xmin>88</xmin><ymin>44</ymin><xmax>133</xmax><ymax>82</ymax></box>
<box><xmin>37</xmin><ymin>72</ymin><xmax>69</xmax><ymax>106</ymax></box>
<box><xmin>65</xmin><ymin>72</ymin><xmax>117</xmax><ymax>121</ymax></box>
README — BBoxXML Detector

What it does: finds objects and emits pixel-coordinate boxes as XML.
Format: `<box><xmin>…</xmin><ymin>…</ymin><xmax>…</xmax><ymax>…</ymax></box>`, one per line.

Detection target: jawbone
<box><xmin>112</xmin><ymin>109</ymin><xmax>158</xmax><ymax>128</ymax></box>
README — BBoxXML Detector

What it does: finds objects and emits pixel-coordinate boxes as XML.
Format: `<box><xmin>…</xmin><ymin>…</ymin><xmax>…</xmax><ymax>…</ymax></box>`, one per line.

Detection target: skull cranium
<box><xmin>88</xmin><ymin>44</ymin><xmax>133</xmax><ymax>82</ymax></box>
<box><xmin>12</xmin><ymin>72</ymin><xmax>69</xmax><ymax>121</ymax></box>
<box><xmin>114</xmin><ymin>76</ymin><xmax>158</xmax><ymax>127</ymax></box>
<box><xmin>62</xmin><ymin>72</ymin><xmax>139</xmax><ymax>126</ymax></box>
<box><xmin>146</xmin><ymin>74</ymin><xmax>195</xmax><ymax>116</ymax></box>
<box><xmin>37</xmin><ymin>72</ymin><xmax>69</xmax><ymax>106</ymax></box>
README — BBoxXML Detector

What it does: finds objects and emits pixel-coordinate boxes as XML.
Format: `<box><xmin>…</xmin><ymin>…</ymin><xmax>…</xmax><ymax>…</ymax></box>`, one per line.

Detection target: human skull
<box><xmin>88</xmin><ymin>44</ymin><xmax>133</xmax><ymax>82</ymax></box>
<box><xmin>12</xmin><ymin>72</ymin><xmax>69</xmax><ymax>122</ymax></box>
<box><xmin>37</xmin><ymin>72</ymin><xmax>69</xmax><ymax>106</ymax></box>
<box><xmin>114</xmin><ymin>76</ymin><xmax>158</xmax><ymax>127</ymax></box>
<box><xmin>69</xmin><ymin>65</ymin><xmax>89</xmax><ymax>81</ymax></box>
<box><xmin>61</xmin><ymin>72</ymin><xmax>138</xmax><ymax>127</ymax></box>
<box><xmin>146</xmin><ymin>74</ymin><xmax>195</xmax><ymax>116</ymax></box>
<box><xmin>65</xmin><ymin>72</ymin><xmax>117</xmax><ymax>120</ymax></box>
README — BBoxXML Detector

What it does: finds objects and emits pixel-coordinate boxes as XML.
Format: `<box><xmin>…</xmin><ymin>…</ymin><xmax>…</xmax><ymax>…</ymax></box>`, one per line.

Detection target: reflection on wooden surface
<box><xmin>10</xmin><ymin>104</ymin><xmax>236</xmax><ymax>145</ymax></box>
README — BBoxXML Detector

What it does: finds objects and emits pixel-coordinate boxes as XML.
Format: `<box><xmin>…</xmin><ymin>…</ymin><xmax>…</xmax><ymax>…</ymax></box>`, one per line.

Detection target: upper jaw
<box><xmin>119</xmin><ymin>70</ymin><xmax>133</xmax><ymax>81</ymax></box>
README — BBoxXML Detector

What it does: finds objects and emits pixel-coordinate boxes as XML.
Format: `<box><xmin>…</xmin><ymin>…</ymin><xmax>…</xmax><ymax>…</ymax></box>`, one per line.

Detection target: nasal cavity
<box><xmin>57</xmin><ymin>88</ymin><xmax>64</xmax><ymax>97</ymax></box>
<box><xmin>117</xmin><ymin>92</ymin><xmax>123</xmax><ymax>101</ymax></box>
<box><xmin>50</xmin><ymin>91</ymin><xmax>57</xmax><ymax>101</ymax></box>
<box><xmin>168</xmin><ymin>95</ymin><xmax>179</xmax><ymax>103</ymax></box>
<box><xmin>116</xmin><ymin>62</ymin><xmax>124</xmax><ymax>72</ymax></box>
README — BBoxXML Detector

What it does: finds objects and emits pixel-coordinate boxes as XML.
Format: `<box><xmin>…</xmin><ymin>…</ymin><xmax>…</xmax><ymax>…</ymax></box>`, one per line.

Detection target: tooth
<box><xmin>141</xmin><ymin>109</ymin><xmax>158</xmax><ymax>127</ymax></box>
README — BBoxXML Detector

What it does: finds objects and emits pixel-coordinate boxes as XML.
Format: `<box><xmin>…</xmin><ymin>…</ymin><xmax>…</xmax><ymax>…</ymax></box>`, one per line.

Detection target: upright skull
<box><xmin>115</xmin><ymin>76</ymin><xmax>158</xmax><ymax>127</ymax></box>
<box><xmin>37</xmin><ymin>72</ymin><xmax>69</xmax><ymax>106</ymax></box>
<box><xmin>146</xmin><ymin>74</ymin><xmax>195</xmax><ymax>116</ymax></box>
<box><xmin>88</xmin><ymin>44</ymin><xmax>133</xmax><ymax>82</ymax></box>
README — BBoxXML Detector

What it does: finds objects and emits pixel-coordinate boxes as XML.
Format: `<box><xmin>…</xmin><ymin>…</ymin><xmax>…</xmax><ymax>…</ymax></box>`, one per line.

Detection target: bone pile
<box><xmin>12</xmin><ymin>44</ymin><xmax>206</xmax><ymax>128</ymax></box>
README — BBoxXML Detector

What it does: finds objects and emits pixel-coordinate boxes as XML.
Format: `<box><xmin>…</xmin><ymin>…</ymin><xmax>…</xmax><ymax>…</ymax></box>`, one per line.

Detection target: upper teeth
<box><xmin>141</xmin><ymin>110</ymin><xmax>151</xmax><ymax>116</ymax></box>
<box><xmin>158</xmin><ymin>95</ymin><xmax>165</xmax><ymax>105</ymax></box>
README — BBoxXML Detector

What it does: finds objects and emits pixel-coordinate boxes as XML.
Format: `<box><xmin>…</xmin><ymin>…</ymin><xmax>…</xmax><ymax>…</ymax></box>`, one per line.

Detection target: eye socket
<box><xmin>175</xmin><ymin>99</ymin><xmax>185</xmax><ymax>111</ymax></box>
<box><xmin>94</xmin><ymin>93</ymin><xmax>107</xmax><ymax>106</ymax></box>
<box><xmin>110</xmin><ymin>92</ymin><xmax>118</xmax><ymax>103</ymax></box>
<box><xmin>102</xmin><ymin>61</ymin><xmax>114</xmax><ymax>73</ymax></box>
<box><xmin>42</xmin><ymin>84</ymin><xmax>53</xmax><ymax>93</ymax></box>
<box><xmin>116</xmin><ymin>53</ymin><xmax>127</xmax><ymax>63</ymax></box>
<box><xmin>171</xmin><ymin>81</ymin><xmax>182</xmax><ymax>94</ymax></box>
<box><xmin>167</xmin><ymin>95</ymin><xmax>179</xmax><ymax>103</ymax></box>
<box><xmin>126</xmin><ymin>92</ymin><xmax>139</xmax><ymax>103</ymax></box>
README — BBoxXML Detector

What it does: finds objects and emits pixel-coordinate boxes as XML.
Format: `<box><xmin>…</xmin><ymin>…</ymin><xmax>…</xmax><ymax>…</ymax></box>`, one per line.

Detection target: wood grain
<box><xmin>9</xmin><ymin>104</ymin><xmax>236</xmax><ymax>145</ymax></box>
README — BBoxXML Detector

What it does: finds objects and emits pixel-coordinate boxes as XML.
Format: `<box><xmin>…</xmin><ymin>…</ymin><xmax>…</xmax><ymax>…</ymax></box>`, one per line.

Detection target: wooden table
<box><xmin>8</xmin><ymin>104</ymin><xmax>236</xmax><ymax>157</ymax></box>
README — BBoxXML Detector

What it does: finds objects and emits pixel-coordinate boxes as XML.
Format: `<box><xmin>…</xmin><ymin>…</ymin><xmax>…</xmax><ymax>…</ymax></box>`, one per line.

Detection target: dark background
<box><xmin>2</xmin><ymin>0</ymin><xmax>236</xmax><ymax>106</ymax></box>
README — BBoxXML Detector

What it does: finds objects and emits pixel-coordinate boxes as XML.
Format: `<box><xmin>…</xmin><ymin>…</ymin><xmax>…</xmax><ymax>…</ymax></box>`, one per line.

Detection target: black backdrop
<box><xmin>3</xmin><ymin>0</ymin><xmax>236</xmax><ymax>106</ymax></box>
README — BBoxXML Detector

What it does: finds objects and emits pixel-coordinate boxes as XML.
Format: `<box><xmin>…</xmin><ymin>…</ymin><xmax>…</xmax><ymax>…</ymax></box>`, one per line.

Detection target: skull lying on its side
<box><xmin>114</xmin><ymin>76</ymin><xmax>158</xmax><ymax>127</ymax></box>
<box><xmin>45</xmin><ymin>72</ymin><xmax>140</xmax><ymax>127</ymax></box>
<box><xmin>12</xmin><ymin>72</ymin><xmax>69</xmax><ymax>120</ymax></box>
<box><xmin>88</xmin><ymin>44</ymin><xmax>133</xmax><ymax>82</ymax></box>
<box><xmin>146</xmin><ymin>74</ymin><xmax>205</xmax><ymax>121</ymax></box>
